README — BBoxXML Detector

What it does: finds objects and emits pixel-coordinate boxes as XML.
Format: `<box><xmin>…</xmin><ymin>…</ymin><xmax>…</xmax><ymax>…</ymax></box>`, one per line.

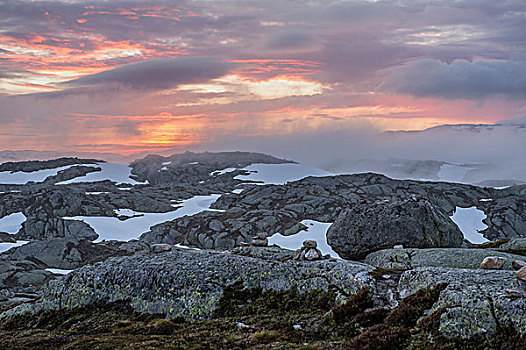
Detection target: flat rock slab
<box><xmin>399</xmin><ymin>267</ymin><xmax>526</xmax><ymax>339</ymax></box>
<box><xmin>1</xmin><ymin>246</ymin><xmax>374</xmax><ymax>321</ymax></box>
<box><xmin>365</xmin><ymin>248</ymin><xmax>526</xmax><ymax>270</ymax></box>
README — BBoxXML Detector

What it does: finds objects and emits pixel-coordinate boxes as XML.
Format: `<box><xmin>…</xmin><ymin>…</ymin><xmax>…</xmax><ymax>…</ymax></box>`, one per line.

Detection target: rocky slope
<box><xmin>142</xmin><ymin>174</ymin><xmax>525</xmax><ymax>250</ymax></box>
<box><xmin>3</xmin><ymin>245</ymin><xmax>526</xmax><ymax>342</ymax></box>
<box><xmin>0</xmin><ymin>151</ymin><xmax>525</xmax><ymax>347</ymax></box>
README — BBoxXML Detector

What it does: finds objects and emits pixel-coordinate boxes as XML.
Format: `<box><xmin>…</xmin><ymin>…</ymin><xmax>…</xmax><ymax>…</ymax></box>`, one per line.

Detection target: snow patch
<box><xmin>56</xmin><ymin>163</ymin><xmax>146</xmax><ymax>185</ymax></box>
<box><xmin>210</xmin><ymin>167</ymin><xmax>236</xmax><ymax>176</ymax></box>
<box><xmin>0</xmin><ymin>212</ymin><xmax>26</xmax><ymax>234</ymax></box>
<box><xmin>114</xmin><ymin>208</ymin><xmax>139</xmax><ymax>217</ymax></box>
<box><xmin>0</xmin><ymin>165</ymin><xmax>81</xmax><ymax>184</ymax></box>
<box><xmin>64</xmin><ymin>194</ymin><xmax>221</xmax><ymax>242</ymax></box>
<box><xmin>0</xmin><ymin>240</ymin><xmax>29</xmax><ymax>254</ymax></box>
<box><xmin>234</xmin><ymin>163</ymin><xmax>332</xmax><ymax>185</ymax></box>
<box><xmin>268</xmin><ymin>220</ymin><xmax>340</xmax><ymax>258</ymax></box>
<box><xmin>45</xmin><ymin>268</ymin><xmax>73</xmax><ymax>275</ymax></box>
<box><xmin>232</xmin><ymin>189</ymin><xmax>244</xmax><ymax>194</ymax></box>
<box><xmin>450</xmin><ymin>206</ymin><xmax>489</xmax><ymax>244</ymax></box>
<box><xmin>175</xmin><ymin>243</ymin><xmax>200</xmax><ymax>250</ymax></box>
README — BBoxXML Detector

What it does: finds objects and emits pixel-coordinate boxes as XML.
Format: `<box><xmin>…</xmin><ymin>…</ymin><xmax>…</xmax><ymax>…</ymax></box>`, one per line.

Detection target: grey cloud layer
<box><xmin>380</xmin><ymin>58</ymin><xmax>526</xmax><ymax>100</ymax></box>
<box><xmin>64</xmin><ymin>57</ymin><xmax>233</xmax><ymax>90</ymax></box>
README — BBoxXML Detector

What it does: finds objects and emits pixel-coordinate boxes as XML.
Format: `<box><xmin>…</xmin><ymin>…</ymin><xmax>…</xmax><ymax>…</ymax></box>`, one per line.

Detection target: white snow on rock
<box><xmin>450</xmin><ymin>206</ymin><xmax>489</xmax><ymax>244</ymax></box>
<box><xmin>174</xmin><ymin>243</ymin><xmax>200</xmax><ymax>250</ymax></box>
<box><xmin>0</xmin><ymin>165</ymin><xmax>80</xmax><ymax>184</ymax></box>
<box><xmin>114</xmin><ymin>208</ymin><xmax>139</xmax><ymax>217</ymax></box>
<box><xmin>0</xmin><ymin>212</ymin><xmax>26</xmax><ymax>234</ymax></box>
<box><xmin>56</xmin><ymin>163</ymin><xmax>146</xmax><ymax>185</ymax></box>
<box><xmin>437</xmin><ymin>164</ymin><xmax>472</xmax><ymax>183</ymax></box>
<box><xmin>210</xmin><ymin>167</ymin><xmax>236</xmax><ymax>176</ymax></box>
<box><xmin>0</xmin><ymin>240</ymin><xmax>29</xmax><ymax>254</ymax></box>
<box><xmin>232</xmin><ymin>189</ymin><xmax>244</xmax><ymax>194</ymax></box>
<box><xmin>45</xmin><ymin>268</ymin><xmax>73</xmax><ymax>275</ymax></box>
<box><xmin>268</xmin><ymin>220</ymin><xmax>341</xmax><ymax>258</ymax></box>
<box><xmin>234</xmin><ymin>163</ymin><xmax>332</xmax><ymax>185</ymax></box>
<box><xmin>64</xmin><ymin>194</ymin><xmax>221</xmax><ymax>242</ymax></box>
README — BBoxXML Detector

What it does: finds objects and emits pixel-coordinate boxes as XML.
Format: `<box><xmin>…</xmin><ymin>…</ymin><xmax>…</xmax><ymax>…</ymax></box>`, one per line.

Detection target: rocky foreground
<box><xmin>0</xmin><ymin>151</ymin><xmax>525</xmax><ymax>349</ymax></box>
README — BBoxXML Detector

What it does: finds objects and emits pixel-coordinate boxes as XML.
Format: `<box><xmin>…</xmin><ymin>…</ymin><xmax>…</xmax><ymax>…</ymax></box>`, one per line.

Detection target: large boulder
<box><xmin>1</xmin><ymin>246</ymin><xmax>375</xmax><ymax>321</ymax></box>
<box><xmin>16</xmin><ymin>217</ymin><xmax>97</xmax><ymax>241</ymax></box>
<box><xmin>364</xmin><ymin>248</ymin><xmax>526</xmax><ymax>270</ymax></box>
<box><xmin>327</xmin><ymin>199</ymin><xmax>464</xmax><ymax>260</ymax></box>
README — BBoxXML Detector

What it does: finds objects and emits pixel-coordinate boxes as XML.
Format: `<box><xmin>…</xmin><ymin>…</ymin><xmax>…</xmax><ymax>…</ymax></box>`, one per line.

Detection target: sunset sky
<box><xmin>1</xmin><ymin>0</ymin><xmax>525</xmax><ymax>156</ymax></box>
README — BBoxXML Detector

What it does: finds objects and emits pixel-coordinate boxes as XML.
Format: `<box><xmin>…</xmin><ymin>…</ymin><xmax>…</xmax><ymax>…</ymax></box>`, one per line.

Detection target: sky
<box><xmin>0</xmin><ymin>0</ymin><xmax>525</xmax><ymax>159</ymax></box>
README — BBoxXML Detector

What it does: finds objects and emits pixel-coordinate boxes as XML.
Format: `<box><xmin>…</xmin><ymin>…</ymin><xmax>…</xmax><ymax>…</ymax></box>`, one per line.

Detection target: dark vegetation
<box><xmin>0</xmin><ymin>283</ymin><xmax>524</xmax><ymax>349</ymax></box>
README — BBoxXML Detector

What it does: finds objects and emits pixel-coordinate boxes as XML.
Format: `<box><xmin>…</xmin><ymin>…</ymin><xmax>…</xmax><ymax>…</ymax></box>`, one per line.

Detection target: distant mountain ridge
<box><xmin>0</xmin><ymin>150</ymin><xmax>130</xmax><ymax>164</ymax></box>
<box><xmin>383</xmin><ymin>121</ymin><xmax>526</xmax><ymax>135</ymax></box>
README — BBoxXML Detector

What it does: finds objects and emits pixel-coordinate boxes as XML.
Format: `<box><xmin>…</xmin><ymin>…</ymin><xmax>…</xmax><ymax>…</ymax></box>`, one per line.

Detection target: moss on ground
<box><xmin>0</xmin><ymin>283</ymin><xmax>524</xmax><ymax>349</ymax></box>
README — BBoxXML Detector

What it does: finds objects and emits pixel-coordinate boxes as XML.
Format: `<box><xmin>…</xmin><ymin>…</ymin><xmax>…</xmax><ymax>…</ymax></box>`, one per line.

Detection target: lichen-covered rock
<box><xmin>1</xmin><ymin>247</ymin><xmax>375</xmax><ymax>321</ymax></box>
<box><xmin>499</xmin><ymin>238</ymin><xmax>526</xmax><ymax>254</ymax></box>
<box><xmin>364</xmin><ymin>248</ymin><xmax>526</xmax><ymax>270</ymax></box>
<box><xmin>399</xmin><ymin>267</ymin><xmax>526</xmax><ymax>339</ymax></box>
<box><xmin>327</xmin><ymin>199</ymin><xmax>464</xmax><ymax>260</ymax></box>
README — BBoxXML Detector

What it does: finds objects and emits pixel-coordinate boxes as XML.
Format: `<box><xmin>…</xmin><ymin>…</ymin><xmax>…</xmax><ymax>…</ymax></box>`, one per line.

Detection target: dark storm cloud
<box><xmin>63</xmin><ymin>57</ymin><xmax>233</xmax><ymax>90</ymax></box>
<box><xmin>380</xmin><ymin>58</ymin><xmax>526</xmax><ymax>100</ymax></box>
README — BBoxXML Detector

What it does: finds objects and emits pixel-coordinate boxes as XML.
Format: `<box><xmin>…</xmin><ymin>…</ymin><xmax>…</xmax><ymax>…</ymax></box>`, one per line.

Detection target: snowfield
<box><xmin>64</xmin><ymin>194</ymin><xmax>221</xmax><ymax>242</ymax></box>
<box><xmin>56</xmin><ymin>163</ymin><xmax>146</xmax><ymax>185</ymax></box>
<box><xmin>450</xmin><ymin>206</ymin><xmax>489</xmax><ymax>244</ymax></box>
<box><xmin>268</xmin><ymin>220</ymin><xmax>341</xmax><ymax>258</ymax></box>
<box><xmin>233</xmin><ymin>163</ymin><xmax>332</xmax><ymax>185</ymax></box>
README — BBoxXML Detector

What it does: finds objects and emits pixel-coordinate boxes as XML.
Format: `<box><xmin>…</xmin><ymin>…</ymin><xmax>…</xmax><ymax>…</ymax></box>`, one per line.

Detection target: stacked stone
<box><xmin>294</xmin><ymin>240</ymin><xmax>323</xmax><ymax>261</ymax></box>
